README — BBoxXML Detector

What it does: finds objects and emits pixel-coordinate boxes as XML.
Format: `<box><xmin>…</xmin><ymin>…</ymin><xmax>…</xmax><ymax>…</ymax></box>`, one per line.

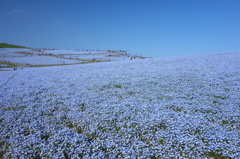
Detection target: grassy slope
<box><xmin>0</xmin><ymin>43</ymin><xmax>29</xmax><ymax>48</ymax></box>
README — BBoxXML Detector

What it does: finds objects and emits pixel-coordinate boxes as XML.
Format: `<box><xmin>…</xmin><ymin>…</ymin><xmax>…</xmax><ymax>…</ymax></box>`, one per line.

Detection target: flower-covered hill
<box><xmin>0</xmin><ymin>47</ymin><xmax>146</xmax><ymax>70</ymax></box>
<box><xmin>0</xmin><ymin>52</ymin><xmax>239</xmax><ymax>158</ymax></box>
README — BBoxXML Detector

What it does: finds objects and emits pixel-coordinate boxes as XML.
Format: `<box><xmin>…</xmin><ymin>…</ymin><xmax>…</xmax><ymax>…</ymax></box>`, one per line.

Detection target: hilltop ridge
<box><xmin>0</xmin><ymin>42</ymin><xmax>29</xmax><ymax>49</ymax></box>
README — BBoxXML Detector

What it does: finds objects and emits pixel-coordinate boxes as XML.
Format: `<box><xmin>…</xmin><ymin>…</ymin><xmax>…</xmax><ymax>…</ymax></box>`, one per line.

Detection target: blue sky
<box><xmin>1</xmin><ymin>0</ymin><xmax>240</xmax><ymax>57</ymax></box>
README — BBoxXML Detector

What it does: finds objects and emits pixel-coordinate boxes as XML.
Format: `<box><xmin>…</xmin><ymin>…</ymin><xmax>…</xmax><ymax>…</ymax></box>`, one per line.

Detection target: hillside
<box><xmin>0</xmin><ymin>43</ymin><xmax>28</xmax><ymax>49</ymax></box>
<box><xmin>0</xmin><ymin>47</ymin><xmax>149</xmax><ymax>70</ymax></box>
<box><xmin>0</xmin><ymin>52</ymin><xmax>239</xmax><ymax>158</ymax></box>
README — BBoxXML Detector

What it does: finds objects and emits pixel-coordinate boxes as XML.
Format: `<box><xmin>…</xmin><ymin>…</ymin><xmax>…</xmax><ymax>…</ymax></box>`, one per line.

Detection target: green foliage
<box><xmin>65</xmin><ymin>118</ymin><xmax>84</xmax><ymax>134</ymax></box>
<box><xmin>204</xmin><ymin>151</ymin><xmax>228</xmax><ymax>159</ymax></box>
<box><xmin>127</xmin><ymin>91</ymin><xmax>134</xmax><ymax>95</ymax></box>
<box><xmin>214</xmin><ymin>96</ymin><xmax>227</xmax><ymax>100</ymax></box>
<box><xmin>0</xmin><ymin>142</ymin><xmax>10</xmax><ymax>158</ymax></box>
<box><xmin>78</xmin><ymin>103</ymin><xmax>86</xmax><ymax>111</ymax></box>
<box><xmin>100</xmin><ymin>84</ymin><xmax>123</xmax><ymax>91</ymax></box>
<box><xmin>0</xmin><ymin>43</ymin><xmax>28</xmax><ymax>48</ymax></box>
<box><xmin>113</xmin><ymin>84</ymin><xmax>122</xmax><ymax>88</ymax></box>
<box><xmin>222</xmin><ymin>120</ymin><xmax>229</xmax><ymax>125</ymax></box>
<box><xmin>0</xmin><ymin>60</ymin><xmax>18</xmax><ymax>67</ymax></box>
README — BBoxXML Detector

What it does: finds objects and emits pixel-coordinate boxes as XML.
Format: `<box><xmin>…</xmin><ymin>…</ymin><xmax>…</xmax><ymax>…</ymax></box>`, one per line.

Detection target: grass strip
<box><xmin>29</xmin><ymin>61</ymin><xmax>101</xmax><ymax>67</ymax></box>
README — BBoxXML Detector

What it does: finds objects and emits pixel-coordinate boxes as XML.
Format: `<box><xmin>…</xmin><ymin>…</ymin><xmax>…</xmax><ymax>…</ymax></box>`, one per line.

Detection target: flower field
<box><xmin>0</xmin><ymin>48</ymin><xmax>132</xmax><ymax>69</ymax></box>
<box><xmin>0</xmin><ymin>52</ymin><xmax>239</xmax><ymax>158</ymax></box>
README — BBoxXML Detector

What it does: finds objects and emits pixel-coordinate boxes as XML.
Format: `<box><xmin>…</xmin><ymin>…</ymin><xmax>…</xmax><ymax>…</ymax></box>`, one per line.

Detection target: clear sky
<box><xmin>1</xmin><ymin>0</ymin><xmax>240</xmax><ymax>57</ymax></box>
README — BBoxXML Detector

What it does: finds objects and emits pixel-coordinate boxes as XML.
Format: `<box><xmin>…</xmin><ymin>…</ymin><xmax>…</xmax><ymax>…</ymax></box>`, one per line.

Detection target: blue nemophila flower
<box><xmin>0</xmin><ymin>52</ymin><xmax>239</xmax><ymax>158</ymax></box>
